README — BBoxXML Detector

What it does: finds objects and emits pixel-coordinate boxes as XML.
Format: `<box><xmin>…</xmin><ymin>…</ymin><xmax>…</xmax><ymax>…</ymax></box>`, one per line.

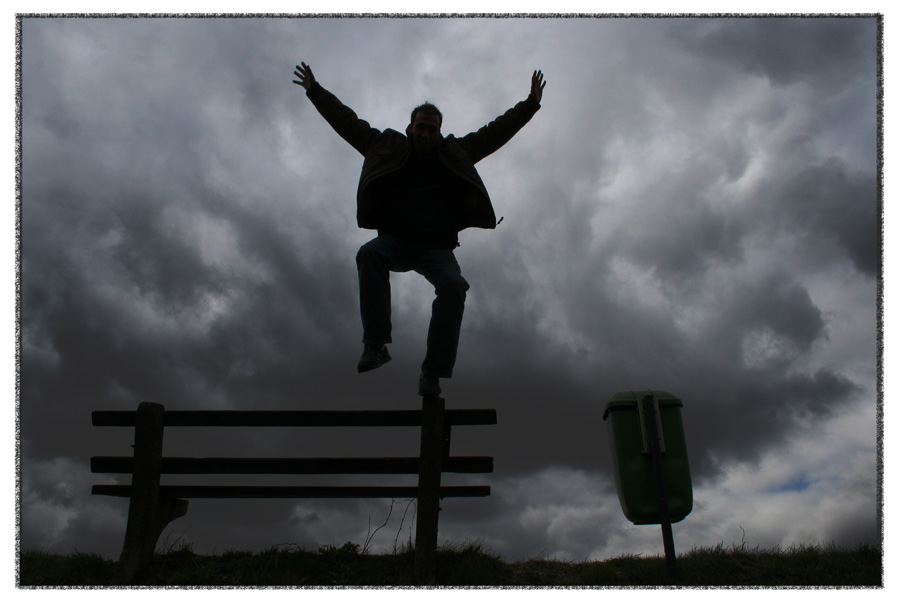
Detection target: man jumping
<box><xmin>293</xmin><ymin>61</ymin><xmax>546</xmax><ymax>397</ymax></box>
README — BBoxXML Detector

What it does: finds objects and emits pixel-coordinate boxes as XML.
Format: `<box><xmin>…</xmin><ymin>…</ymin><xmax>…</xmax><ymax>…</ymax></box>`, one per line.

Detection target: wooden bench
<box><xmin>91</xmin><ymin>398</ymin><xmax>497</xmax><ymax>584</ymax></box>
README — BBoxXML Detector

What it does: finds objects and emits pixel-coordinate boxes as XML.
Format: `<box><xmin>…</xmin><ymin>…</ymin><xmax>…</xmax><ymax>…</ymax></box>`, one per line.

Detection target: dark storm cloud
<box><xmin>18</xmin><ymin>16</ymin><xmax>879</xmax><ymax>560</ymax></box>
<box><xmin>671</xmin><ymin>17</ymin><xmax>877</xmax><ymax>89</ymax></box>
<box><xmin>702</xmin><ymin>271</ymin><xmax>826</xmax><ymax>366</ymax></box>
<box><xmin>763</xmin><ymin>159</ymin><xmax>880</xmax><ymax>276</ymax></box>
<box><xmin>688</xmin><ymin>366</ymin><xmax>862</xmax><ymax>474</ymax></box>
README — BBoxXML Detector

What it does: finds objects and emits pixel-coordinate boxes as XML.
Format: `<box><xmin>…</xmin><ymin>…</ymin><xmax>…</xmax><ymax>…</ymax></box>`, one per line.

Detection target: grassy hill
<box><xmin>19</xmin><ymin>540</ymin><xmax>881</xmax><ymax>587</ymax></box>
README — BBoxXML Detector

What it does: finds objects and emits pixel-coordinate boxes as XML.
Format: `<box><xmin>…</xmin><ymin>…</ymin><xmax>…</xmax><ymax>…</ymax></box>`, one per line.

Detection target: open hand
<box><xmin>293</xmin><ymin>62</ymin><xmax>316</xmax><ymax>90</ymax></box>
<box><xmin>531</xmin><ymin>69</ymin><xmax>546</xmax><ymax>104</ymax></box>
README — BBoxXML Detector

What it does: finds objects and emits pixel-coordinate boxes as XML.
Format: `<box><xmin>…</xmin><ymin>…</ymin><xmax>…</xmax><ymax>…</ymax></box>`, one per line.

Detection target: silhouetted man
<box><xmin>293</xmin><ymin>61</ymin><xmax>545</xmax><ymax>396</ymax></box>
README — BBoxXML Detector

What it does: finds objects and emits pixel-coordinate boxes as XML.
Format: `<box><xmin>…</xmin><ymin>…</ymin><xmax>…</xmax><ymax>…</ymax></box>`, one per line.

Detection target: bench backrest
<box><xmin>91</xmin><ymin>407</ymin><xmax>497</xmax><ymax>499</ymax></box>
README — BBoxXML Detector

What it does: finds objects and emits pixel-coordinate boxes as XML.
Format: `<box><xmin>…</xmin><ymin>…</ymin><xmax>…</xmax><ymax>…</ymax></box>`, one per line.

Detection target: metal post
<box><xmin>641</xmin><ymin>394</ymin><xmax>679</xmax><ymax>584</ymax></box>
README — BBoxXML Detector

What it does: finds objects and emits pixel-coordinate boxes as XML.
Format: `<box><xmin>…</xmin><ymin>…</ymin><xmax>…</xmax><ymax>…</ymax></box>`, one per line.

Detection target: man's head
<box><xmin>407</xmin><ymin>103</ymin><xmax>443</xmax><ymax>152</ymax></box>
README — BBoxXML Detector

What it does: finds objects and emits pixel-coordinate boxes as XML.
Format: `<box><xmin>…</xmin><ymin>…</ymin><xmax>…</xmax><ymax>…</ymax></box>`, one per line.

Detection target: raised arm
<box><xmin>291</xmin><ymin>61</ymin><xmax>380</xmax><ymax>155</ymax></box>
<box><xmin>455</xmin><ymin>69</ymin><xmax>546</xmax><ymax>163</ymax></box>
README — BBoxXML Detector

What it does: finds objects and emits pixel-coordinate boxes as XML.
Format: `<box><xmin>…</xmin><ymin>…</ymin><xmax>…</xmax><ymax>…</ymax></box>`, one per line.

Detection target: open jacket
<box><xmin>305</xmin><ymin>82</ymin><xmax>541</xmax><ymax>232</ymax></box>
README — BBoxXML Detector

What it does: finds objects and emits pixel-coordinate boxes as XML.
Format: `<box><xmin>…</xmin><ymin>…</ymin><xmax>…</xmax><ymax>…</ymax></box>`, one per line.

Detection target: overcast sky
<box><xmin>16</xmin><ymin>14</ymin><xmax>882</xmax><ymax>565</ymax></box>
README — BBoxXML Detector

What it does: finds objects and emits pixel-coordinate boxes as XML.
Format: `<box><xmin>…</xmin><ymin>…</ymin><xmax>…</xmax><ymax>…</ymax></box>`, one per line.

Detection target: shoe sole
<box><xmin>357</xmin><ymin>354</ymin><xmax>391</xmax><ymax>373</ymax></box>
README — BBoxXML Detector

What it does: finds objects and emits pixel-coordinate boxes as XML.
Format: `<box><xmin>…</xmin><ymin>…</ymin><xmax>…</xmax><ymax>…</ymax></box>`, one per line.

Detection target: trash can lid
<box><xmin>603</xmin><ymin>390</ymin><xmax>683</xmax><ymax>421</ymax></box>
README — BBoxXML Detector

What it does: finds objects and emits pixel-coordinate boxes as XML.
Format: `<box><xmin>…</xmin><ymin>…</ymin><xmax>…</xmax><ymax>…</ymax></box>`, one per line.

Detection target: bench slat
<box><xmin>92</xmin><ymin>484</ymin><xmax>491</xmax><ymax>499</ymax></box>
<box><xmin>91</xmin><ymin>455</ymin><xmax>493</xmax><ymax>475</ymax></box>
<box><xmin>92</xmin><ymin>409</ymin><xmax>497</xmax><ymax>428</ymax></box>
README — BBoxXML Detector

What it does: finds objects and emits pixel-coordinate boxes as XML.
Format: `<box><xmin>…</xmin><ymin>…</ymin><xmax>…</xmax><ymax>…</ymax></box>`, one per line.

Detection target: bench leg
<box><xmin>115</xmin><ymin>496</ymin><xmax>189</xmax><ymax>584</ymax></box>
<box><xmin>415</xmin><ymin>396</ymin><xmax>447</xmax><ymax>585</ymax></box>
<box><xmin>112</xmin><ymin>401</ymin><xmax>186</xmax><ymax>584</ymax></box>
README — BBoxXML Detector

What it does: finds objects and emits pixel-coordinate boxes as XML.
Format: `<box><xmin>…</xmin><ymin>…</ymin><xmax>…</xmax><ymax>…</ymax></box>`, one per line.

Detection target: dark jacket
<box><xmin>305</xmin><ymin>82</ymin><xmax>541</xmax><ymax>232</ymax></box>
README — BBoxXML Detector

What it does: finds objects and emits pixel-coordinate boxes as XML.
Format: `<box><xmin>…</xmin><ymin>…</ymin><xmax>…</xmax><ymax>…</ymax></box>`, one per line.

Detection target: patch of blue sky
<box><xmin>765</xmin><ymin>476</ymin><xmax>816</xmax><ymax>494</ymax></box>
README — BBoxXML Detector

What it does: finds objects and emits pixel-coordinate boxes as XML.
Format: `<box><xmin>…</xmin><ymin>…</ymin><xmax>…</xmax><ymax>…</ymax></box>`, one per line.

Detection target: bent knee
<box><xmin>357</xmin><ymin>238</ymin><xmax>379</xmax><ymax>258</ymax></box>
<box><xmin>357</xmin><ymin>238</ymin><xmax>388</xmax><ymax>265</ymax></box>
<box><xmin>436</xmin><ymin>273</ymin><xmax>470</xmax><ymax>297</ymax></box>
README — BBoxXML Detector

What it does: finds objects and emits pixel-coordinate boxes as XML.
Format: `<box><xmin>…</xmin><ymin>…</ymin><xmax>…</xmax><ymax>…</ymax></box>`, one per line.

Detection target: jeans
<box><xmin>356</xmin><ymin>234</ymin><xmax>469</xmax><ymax>378</ymax></box>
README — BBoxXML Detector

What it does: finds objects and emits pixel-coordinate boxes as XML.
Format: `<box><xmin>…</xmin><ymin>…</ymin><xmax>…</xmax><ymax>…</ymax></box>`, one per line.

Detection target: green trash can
<box><xmin>603</xmin><ymin>390</ymin><xmax>693</xmax><ymax>525</ymax></box>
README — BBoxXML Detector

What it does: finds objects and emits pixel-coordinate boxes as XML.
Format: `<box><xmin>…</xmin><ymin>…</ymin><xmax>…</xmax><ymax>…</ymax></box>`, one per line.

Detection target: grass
<box><xmin>18</xmin><ymin>540</ymin><xmax>881</xmax><ymax>587</ymax></box>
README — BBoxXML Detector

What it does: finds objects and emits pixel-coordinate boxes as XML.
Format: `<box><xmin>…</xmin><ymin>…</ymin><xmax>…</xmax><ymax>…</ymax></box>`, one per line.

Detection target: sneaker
<box><xmin>357</xmin><ymin>344</ymin><xmax>391</xmax><ymax>373</ymax></box>
<box><xmin>418</xmin><ymin>373</ymin><xmax>441</xmax><ymax>397</ymax></box>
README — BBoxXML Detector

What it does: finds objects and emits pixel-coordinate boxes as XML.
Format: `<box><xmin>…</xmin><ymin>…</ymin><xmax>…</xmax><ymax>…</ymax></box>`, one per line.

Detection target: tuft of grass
<box><xmin>436</xmin><ymin>540</ymin><xmax>511</xmax><ymax>586</ymax></box>
<box><xmin>19</xmin><ymin>550</ymin><xmax>115</xmax><ymax>586</ymax></box>
<box><xmin>18</xmin><ymin>540</ymin><xmax>881</xmax><ymax>587</ymax></box>
<box><xmin>678</xmin><ymin>541</ymin><xmax>882</xmax><ymax>587</ymax></box>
